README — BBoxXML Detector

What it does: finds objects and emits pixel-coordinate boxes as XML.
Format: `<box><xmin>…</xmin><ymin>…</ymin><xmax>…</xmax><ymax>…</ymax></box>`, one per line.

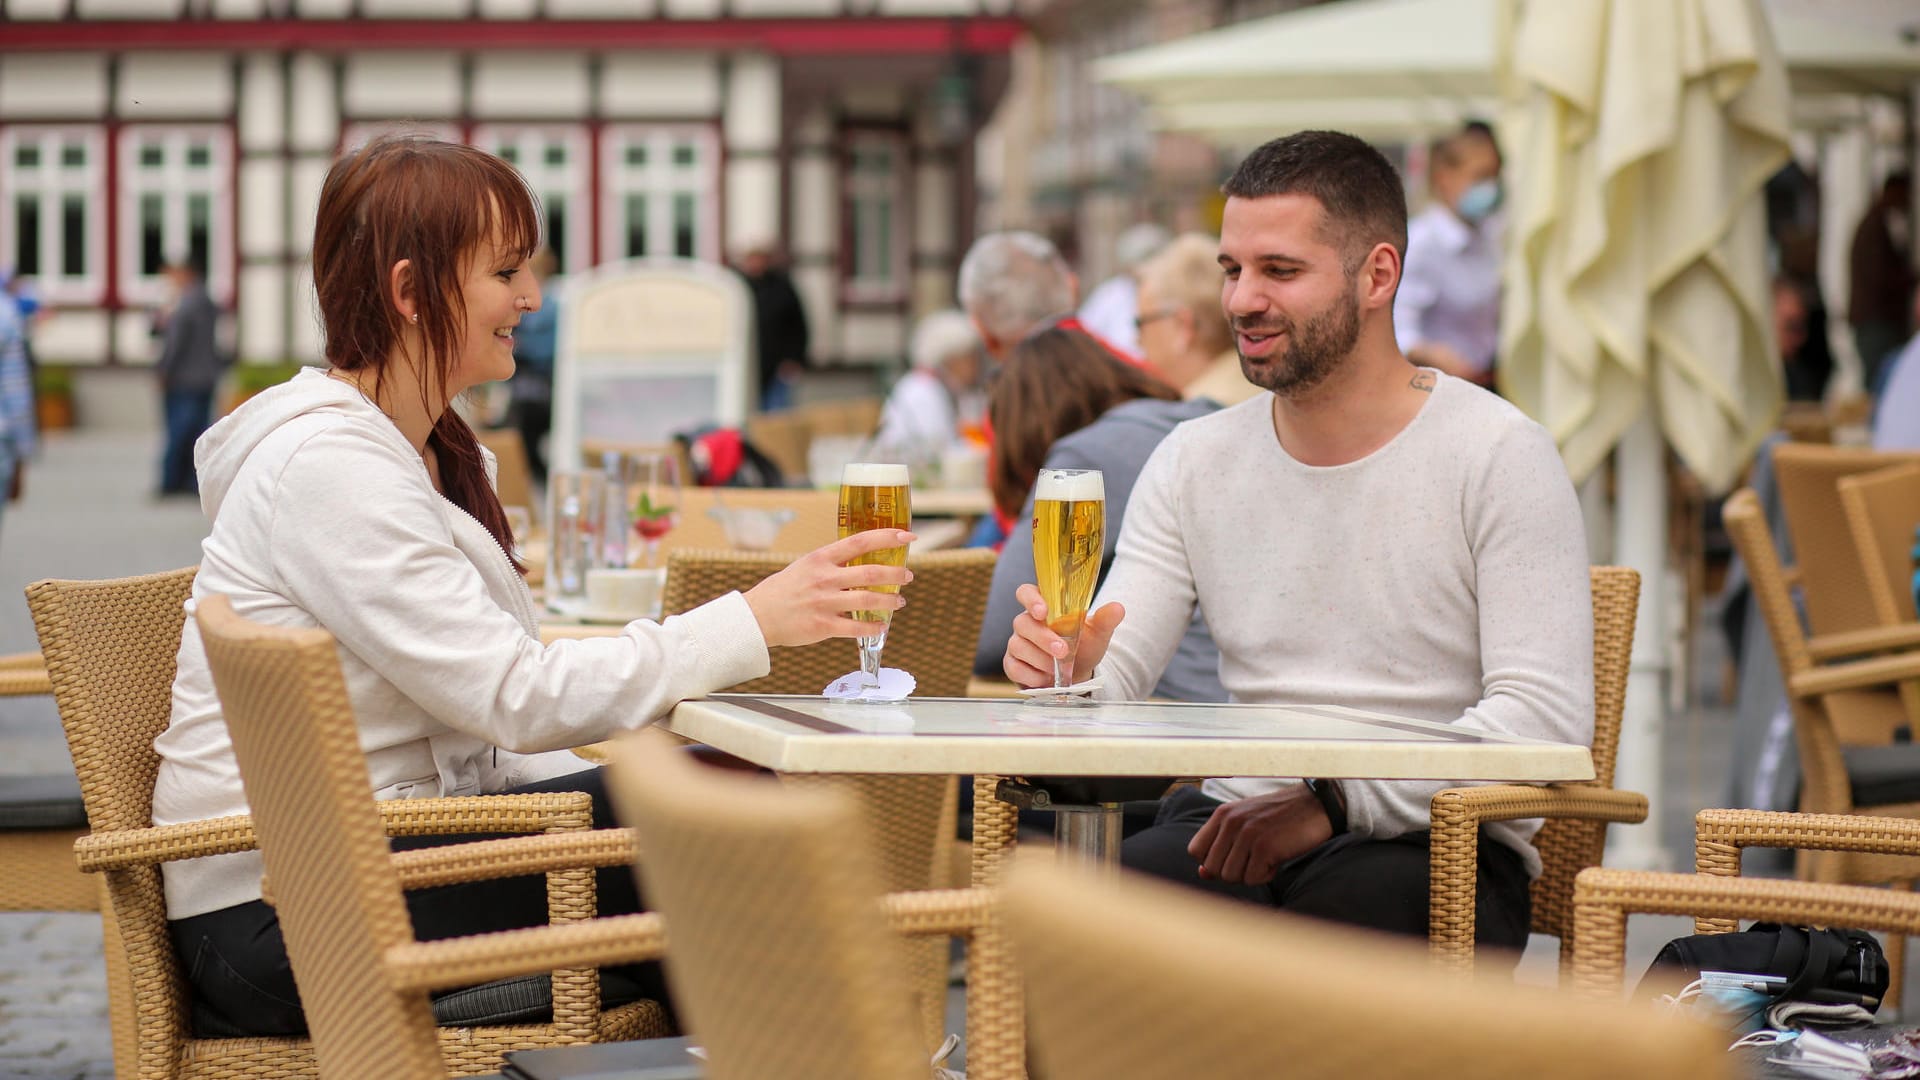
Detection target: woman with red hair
<box><xmin>154</xmin><ymin>136</ymin><xmax>912</xmax><ymax>1035</ymax></box>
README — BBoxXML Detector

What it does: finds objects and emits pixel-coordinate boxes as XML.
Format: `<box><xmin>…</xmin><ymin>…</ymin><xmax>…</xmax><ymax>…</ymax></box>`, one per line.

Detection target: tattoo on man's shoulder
<box><xmin>1409</xmin><ymin>370</ymin><xmax>1436</xmax><ymax>393</ymax></box>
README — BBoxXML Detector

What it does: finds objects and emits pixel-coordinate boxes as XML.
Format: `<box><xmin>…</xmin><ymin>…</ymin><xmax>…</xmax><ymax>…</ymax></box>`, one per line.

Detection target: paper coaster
<box><xmin>822</xmin><ymin>667</ymin><xmax>917</xmax><ymax>702</ymax></box>
<box><xmin>1017</xmin><ymin>678</ymin><xmax>1103</xmax><ymax>700</ymax></box>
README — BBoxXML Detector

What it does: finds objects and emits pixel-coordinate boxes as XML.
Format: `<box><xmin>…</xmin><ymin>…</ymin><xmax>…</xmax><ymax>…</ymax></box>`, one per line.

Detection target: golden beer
<box><xmin>838</xmin><ymin>463</ymin><xmax>912</xmax><ymax>626</ymax></box>
<box><xmin>1032</xmin><ymin>469</ymin><xmax>1106</xmax><ymax>650</ymax></box>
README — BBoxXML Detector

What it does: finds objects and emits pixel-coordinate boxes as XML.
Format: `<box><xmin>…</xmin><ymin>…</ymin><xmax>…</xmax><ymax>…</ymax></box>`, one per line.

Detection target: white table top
<box><xmin>661</xmin><ymin>694</ymin><xmax>1595</xmax><ymax>782</ymax></box>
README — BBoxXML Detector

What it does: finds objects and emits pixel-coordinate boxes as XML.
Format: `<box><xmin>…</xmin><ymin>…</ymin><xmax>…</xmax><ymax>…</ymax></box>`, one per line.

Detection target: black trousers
<box><xmin>168</xmin><ymin>768</ymin><xmax>665</xmax><ymax>1037</ymax></box>
<box><xmin>1121</xmin><ymin>786</ymin><xmax>1533</xmax><ymax>966</ymax></box>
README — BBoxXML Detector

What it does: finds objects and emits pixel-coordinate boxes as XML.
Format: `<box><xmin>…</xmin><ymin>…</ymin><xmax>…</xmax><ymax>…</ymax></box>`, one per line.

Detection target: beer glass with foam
<box><xmin>1033</xmin><ymin>468</ymin><xmax>1105</xmax><ymax>693</ymax></box>
<box><xmin>837</xmin><ymin>462</ymin><xmax>912</xmax><ymax>691</ymax></box>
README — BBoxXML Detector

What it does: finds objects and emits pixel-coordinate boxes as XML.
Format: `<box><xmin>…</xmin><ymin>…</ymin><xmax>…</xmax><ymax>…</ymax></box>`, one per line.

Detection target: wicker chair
<box><xmin>193</xmin><ymin>594</ymin><xmax>671</xmax><ymax>1080</ymax></box>
<box><xmin>27</xmin><ymin>569</ymin><xmax>645</xmax><ymax>1080</ymax></box>
<box><xmin>0</xmin><ymin>648</ymin><xmax>96</xmax><ymax>913</ymax></box>
<box><xmin>1837</xmin><ymin>461</ymin><xmax>1920</xmax><ymax>720</ymax></box>
<box><xmin>661</xmin><ymin>545</ymin><xmax>993</xmax><ymax>1054</ymax></box>
<box><xmin>1427</xmin><ymin>566</ymin><xmax>1647</xmax><ymax>976</ymax></box>
<box><xmin>604</xmin><ymin>728</ymin><xmax>990</xmax><ymax>1080</ymax></box>
<box><xmin>1773</xmin><ymin>444</ymin><xmax>1920</xmax><ymax>745</ymax></box>
<box><xmin>1001</xmin><ymin>853</ymin><xmax>1727</xmax><ymax>1080</ymax></box>
<box><xmin>1571</xmin><ymin>809</ymin><xmax>1920</xmax><ymax>998</ymax></box>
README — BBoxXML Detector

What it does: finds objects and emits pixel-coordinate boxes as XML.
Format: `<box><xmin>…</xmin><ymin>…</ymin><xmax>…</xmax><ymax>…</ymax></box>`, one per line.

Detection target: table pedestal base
<box><xmin>994</xmin><ymin>778</ymin><xmax>1124</xmax><ymax>875</ymax></box>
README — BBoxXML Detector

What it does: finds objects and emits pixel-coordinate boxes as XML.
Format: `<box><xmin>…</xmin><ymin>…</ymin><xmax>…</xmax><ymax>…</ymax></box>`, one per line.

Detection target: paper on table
<box><xmin>822</xmin><ymin>667</ymin><xmax>917</xmax><ymax>702</ymax></box>
<box><xmin>1017</xmin><ymin>678</ymin><xmax>1103</xmax><ymax>700</ymax></box>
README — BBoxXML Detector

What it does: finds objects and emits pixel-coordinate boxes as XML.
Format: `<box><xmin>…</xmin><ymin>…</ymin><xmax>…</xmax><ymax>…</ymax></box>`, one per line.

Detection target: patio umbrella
<box><xmin>1499</xmin><ymin>0</ymin><xmax>1792</xmax><ymax>492</ymax></box>
<box><xmin>1497</xmin><ymin>0</ymin><xmax>1791</xmax><ymax>867</ymax></box>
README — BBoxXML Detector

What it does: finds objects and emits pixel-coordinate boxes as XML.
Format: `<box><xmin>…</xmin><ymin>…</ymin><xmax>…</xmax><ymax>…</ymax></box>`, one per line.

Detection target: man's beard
<box><xmin>1234</xmin><ymin>291</ymin><xmax>1362</xmax><ymax>397</ymax></box>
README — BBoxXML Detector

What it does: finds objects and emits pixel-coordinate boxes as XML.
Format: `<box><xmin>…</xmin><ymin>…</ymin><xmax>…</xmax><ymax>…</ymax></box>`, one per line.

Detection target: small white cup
<box><xmin>584</xmin><ymin>567</ymin><xmax>664</xmax><ymax>621</ymax></box>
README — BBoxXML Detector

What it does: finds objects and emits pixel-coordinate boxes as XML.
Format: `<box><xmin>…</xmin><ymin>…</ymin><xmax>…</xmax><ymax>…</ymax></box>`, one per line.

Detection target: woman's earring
<box><xmin>409</xmin><ymin>312</ymin><xmax>419</xmax><ymax>324</ymax></box>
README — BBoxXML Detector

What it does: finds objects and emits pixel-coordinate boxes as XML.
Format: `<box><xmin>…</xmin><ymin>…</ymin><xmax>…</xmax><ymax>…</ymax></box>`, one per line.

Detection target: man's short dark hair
<box><xmin>1222</xmin><ymin>130</ymin><xmax>1408</xmax><ymax>273</ymax></box>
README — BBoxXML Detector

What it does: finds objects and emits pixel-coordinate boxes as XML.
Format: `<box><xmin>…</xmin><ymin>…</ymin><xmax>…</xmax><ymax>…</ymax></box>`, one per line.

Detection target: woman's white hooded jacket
<box><xmin>153</xmin><ymin>368</ymin><xmax>769</xmax><ymax>919</ymax></box>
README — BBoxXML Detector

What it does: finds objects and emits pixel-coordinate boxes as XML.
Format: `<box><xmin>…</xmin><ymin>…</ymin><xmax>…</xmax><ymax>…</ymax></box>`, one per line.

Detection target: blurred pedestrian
<box><xmin>1135</xmin><ymin>233</ymin><xmax>1261</xmax><ymax>406</ymax></box>
<box><xmin>153</xmin><ymin>254</ymin><xmax>226</xmax><ymax>497</ymax></box>
<box><xmin>0</xmin><ymin>280</ymin><xmax>35</xmax><ymax>524</ymax></box>
<box><xmin>737</xmin><ymin>242</ymin><xmax>810</xmax><ymax>412</ymax></box>
<box><xmin>1</xmin><ymin>268</ymin><xmax>39</xmax><ymax>376</ymax></box>
<box><xmin>874</xmin><ymin>309</ymin><xmax>981</xmax><ymax>467</ymax></box>
<box><xmin>508</xmin><ymin>248</ymin><xmax>559</xmax><ymax>483</ymax></box>
<box><xmin>1077</xmin><ymin>222</ymin><xmax>1172</xmax><ymax>357</ymax></box>
<box><xmin>1848</xmin><ymin>171</ymin><xmax>1914</xmax><ymax>391</ymax></box>
<box><xmin>1772</xmin><ymin>276</ymin><xmax>1830</xmax><ymax>403</ymax></box>
<box><xmin>958</xmin><ymin>230</ymin><xmax>1081</xmax><ymax>361</ymax></box>
<box><xmin>1396</xmin><ymin>123</ymin><xmax>1503</xmax><ymax>386</ymax></box>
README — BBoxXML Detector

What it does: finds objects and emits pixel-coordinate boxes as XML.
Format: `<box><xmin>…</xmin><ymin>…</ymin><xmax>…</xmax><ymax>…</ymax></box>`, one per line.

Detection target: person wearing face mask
<box><xmin>1394</xmin><ymin>123</ymin><xmax>1503</xmax><ymax>387</ymax></box>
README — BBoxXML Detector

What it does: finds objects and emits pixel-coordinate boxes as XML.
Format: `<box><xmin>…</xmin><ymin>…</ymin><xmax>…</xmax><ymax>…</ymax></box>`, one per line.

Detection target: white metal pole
<box><xmin>1609</xmin><ymin>409</ymin><xmax>1671</xmax><ymax>870</ymax></box>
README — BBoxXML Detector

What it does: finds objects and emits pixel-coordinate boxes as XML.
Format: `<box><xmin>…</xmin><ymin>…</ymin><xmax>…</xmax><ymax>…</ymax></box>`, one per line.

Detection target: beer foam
<box><xmin>842</xmin><ymin>462</ymin><xmax>910</xmax><ymax>486</ymax></box>
<box><xmin>1036</xmin><ymin>469</ymin><xmax>1104</xmax><ymax>501</ymax></box>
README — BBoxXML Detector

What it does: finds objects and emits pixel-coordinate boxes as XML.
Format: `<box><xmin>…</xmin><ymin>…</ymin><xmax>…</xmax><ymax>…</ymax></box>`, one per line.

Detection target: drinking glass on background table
<box><xmin>630</xmin><ymin>451</ymin><xmax>682</xmax><ymax>568</ymax></box>
<box><xmin>547</xmin><ymin>471</ymin><xmax>605</xmax><ymax>601</ymax></box>
<box><xmin>1033</xmin><ymin>468</ymin><xmax>1105</xmax><ymax>697</ymax></box>
<box><xmin>502</xmin><ymin>505</ymin><xmax>533</xmax><ymax>559</ymax></box>
<box><xmin>837</xmin><ymin>462</ymin><xmax>912</xmax><ymax>694</ymax></box>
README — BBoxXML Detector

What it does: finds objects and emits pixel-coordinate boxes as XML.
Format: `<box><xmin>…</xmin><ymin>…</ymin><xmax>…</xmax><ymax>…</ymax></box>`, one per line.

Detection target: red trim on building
<box><xmin>3</xmin><ymin>18</ymin><xmax>1026</xmax><ymax>54</ymax></box>
<box><xmin>103</xmin><ymin>120</ymin><xmax>121</xmax><ymax>314</ymax></box>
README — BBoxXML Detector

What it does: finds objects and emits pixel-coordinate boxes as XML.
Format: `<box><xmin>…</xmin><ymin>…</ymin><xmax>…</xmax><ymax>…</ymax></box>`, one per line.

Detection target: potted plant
<box><xmin>33</xmin><ymin>365</ymin><xmax>73</xmax><ymax>432</ymax></box>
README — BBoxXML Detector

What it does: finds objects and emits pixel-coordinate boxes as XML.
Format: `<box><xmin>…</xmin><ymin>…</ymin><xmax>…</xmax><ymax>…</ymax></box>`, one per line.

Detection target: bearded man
<box><xmin>997</xmin><ymin>130</ymin><xmax>1592</xmax><ymax>966</ymax></box>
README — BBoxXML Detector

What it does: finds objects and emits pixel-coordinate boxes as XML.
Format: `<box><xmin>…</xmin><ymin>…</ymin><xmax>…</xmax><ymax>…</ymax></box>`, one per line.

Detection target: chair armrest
<box><xmin>74</xmin><ymin>815</ymin><xmax>259</xmax><ymax>872</ymax></box>
<box><xmin>374</xmin><ymin>792</ymin><xmax>594</xmax><ymax>837</ymax></box>
<box><xmin>0</xmin><ymin>650</ymin><xmax>45</xmax><ymax>670</ymax></box>
<box><xmin>1570</xmin><ymin>867</ymin><xmax>1920</xmax><ymax>996</ymax></box>
<box><xmin>77</xmin><ymin>793</ymin><xmax>599</xmax><ymax>874</ymax></box>
<box><xmin>882</xmin><ymin>887</ymin><xmax>994</xmax><ymax>939</ymax></box>
<box><xmin>1694</xmin><ymin>808</ymin><xmax>1920</xmax><ymax>875</ymax></box>
<box><xmin>0</xmin><ymin>668</ymin><xmax>51</xmax><ymax>697</ymax></box>
<box><xmin>1790</xmin><ymin>651</ymin><xmax>1920</xmax><ymax>699</ymax></box>
<box><xmin>1807</xmin><ymin>623</ymin><xmax>1920</xmax><ymax>662</ymax></box>
<box><xmin>388</xmin><ymin>828</ymin><xmax>638</xmax><ymax>891</ymax></box>
<box><xmin>385</xmin><ymin>912</ymin><xmax>667</xmax><ymax>993</ymax></box>
<box><xmin>1431</xmin><ymin>784</ymin><xmax>1648</xmax><ymax>829</ymax></box>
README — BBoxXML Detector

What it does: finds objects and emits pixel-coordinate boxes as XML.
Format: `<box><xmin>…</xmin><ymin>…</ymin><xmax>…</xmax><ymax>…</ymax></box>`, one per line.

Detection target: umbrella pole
<box><xmin>1609</xmin><ymin>411</ymin><xmax>1673</xmax><ymax>870</ymax></box>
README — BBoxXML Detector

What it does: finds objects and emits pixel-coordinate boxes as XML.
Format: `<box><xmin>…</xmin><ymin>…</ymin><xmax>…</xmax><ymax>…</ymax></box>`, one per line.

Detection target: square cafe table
<box><xmin>664</xmin><ymin>693</ymin><xmax>1595</xmax><ymax>864</ymax></box>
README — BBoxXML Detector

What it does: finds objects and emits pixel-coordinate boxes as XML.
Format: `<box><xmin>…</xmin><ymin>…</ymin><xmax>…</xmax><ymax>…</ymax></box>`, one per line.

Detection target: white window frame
<box><xmin>599</xmin><ymin>125</ymin><xmax>719</xmax><ymax>265</ymax></box>
<box><xmin>0</xmin><ymin>126</ymin><xmax>107</xmax><ymax>305</ymax></box>
<box><xmin>473</xmin><ymin>124</ymin><xmax>592</xmax><ymax>275</ymax></box>
<box><xmin>842</xmin><ymin>130</ymin><xmax>908</xmax><ymax>304</ymax></box>
<box><xmin>117</xmin><ymin>125</ymin><xmax>234</xmax><ymax>308</ymax></box>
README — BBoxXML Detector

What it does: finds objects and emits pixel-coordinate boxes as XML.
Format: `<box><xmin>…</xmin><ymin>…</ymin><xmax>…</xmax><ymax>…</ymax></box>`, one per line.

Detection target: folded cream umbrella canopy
<box><xmin>1499</xmin><ymin>0</ymin><xmax>1792</xmax><ymax>494</ymax></box>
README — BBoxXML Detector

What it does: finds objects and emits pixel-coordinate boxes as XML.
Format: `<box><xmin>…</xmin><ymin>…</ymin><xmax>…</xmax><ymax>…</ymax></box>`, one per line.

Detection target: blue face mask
<box><xmin>1680</xmin><ymin>972</ymin><xmax>1775</xmax><ymax>1035</ymax></box>
<box><xmin>1455</xmin><ymin>178</ymin><xmax>1502</xmax><ymax>223</ymax></box>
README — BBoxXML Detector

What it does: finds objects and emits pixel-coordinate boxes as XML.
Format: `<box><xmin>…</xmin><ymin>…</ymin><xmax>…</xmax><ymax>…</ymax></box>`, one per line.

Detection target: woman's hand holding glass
<box><xmin>743</xmin><ymin>529</ymin><xmax>916</xmax><ymax>648</ymax></box>
<box><xmin>1002</xmin><ymin>583</ymin><xmax>1127</xmax><ymax>689</ymax></box>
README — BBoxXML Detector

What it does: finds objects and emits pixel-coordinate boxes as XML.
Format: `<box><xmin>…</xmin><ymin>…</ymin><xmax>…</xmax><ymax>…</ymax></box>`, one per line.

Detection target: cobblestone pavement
<box><xmin>0</xmin><ymin>426</ymin><xmax>1835</xmax><ymax>1077</ymax></box>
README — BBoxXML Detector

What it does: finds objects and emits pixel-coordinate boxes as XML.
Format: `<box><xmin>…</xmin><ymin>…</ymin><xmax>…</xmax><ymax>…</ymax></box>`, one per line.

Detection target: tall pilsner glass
<box><xmin>837</xmin><ymin>462</ymin><xmax>912</xmax><ymax>691</ymax></box>
<box><xmin>1033</xmin><ymin>468</ymin><xmax>1106</xmax><ymax>693</ymax></box>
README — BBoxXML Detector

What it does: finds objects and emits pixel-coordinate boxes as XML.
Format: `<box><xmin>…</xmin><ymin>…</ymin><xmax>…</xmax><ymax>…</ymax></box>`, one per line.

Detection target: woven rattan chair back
<box><xmin>1525</xmin><ymin>566</ymin><xmax>1640</xmax><ymax>945</ymax></box>
<box><xmin>661</xmin><ymin>546</ymin><xmax>987</xmax><ymax>1049</ymax></box>
<box><xmin>1725</xmin><ymin>488</ymin><xmax>1920</xmax><ymax>890</ymax></box>
<box><xmin>662</xmin><ymin>546</ymin><xmax>995</xmax><ymax>699</ymax></box>
<box><xmin>1002</xmin><ymin>855</ymin><xmax>1727</xmax><ymax>1080</ymax></box>
<box><xmin>1838</xmin><ymin>462</ymin><xmax>1920</xmax><ymax>723</ymax></box>
<box><xmin>25</xmin><ymin>568</ymin><xmax>253</xmax><ymax>1079</ymax></box>
<box><xmin>1838</xmin><ymin>462</ymin><xmax>1920</xmax><ymax>629</ymax></box>
<box><xmin>1774</xmin><ymin>443</ymin><xmax>1920</xmax><ymax>639</ymax></box>
<box><xmin>193</xmin><ymin>595</ymin><xmax>447</xmax><ymax>1079</ymax></box>
<box><xmin>606</xmin><ymin>730</ymin><xmax>929</xmax><ymax>1080</ymax></box>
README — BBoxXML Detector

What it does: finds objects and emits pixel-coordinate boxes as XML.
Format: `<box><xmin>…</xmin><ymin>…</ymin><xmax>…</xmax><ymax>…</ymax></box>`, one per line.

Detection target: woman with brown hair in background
<box><xmin>972</xmin><ymin>326</ymin><xmax>1225</xmax><ymax>703</ymax></box>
